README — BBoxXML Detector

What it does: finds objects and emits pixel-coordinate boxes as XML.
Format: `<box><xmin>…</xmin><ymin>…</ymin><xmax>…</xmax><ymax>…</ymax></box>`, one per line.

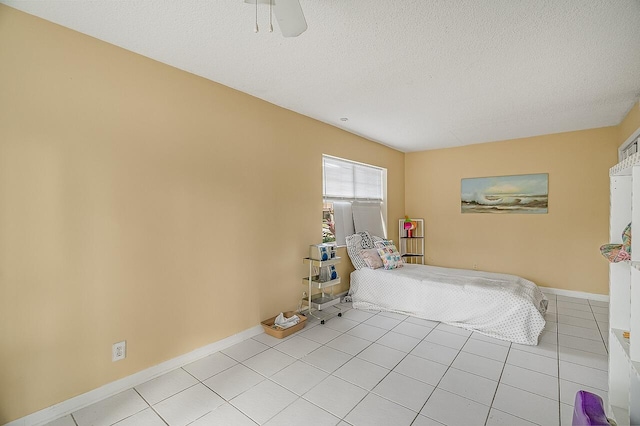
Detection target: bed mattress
<box><xmin>349</xmin><ymin>264</ymin><xmax>548</xmax><ymax>345</ymax></box>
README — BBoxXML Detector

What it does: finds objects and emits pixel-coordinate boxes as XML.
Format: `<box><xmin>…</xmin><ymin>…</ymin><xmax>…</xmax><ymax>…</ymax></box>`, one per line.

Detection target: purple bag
<box><xmin>572</xmin><ymin>391</ymin><xmax>611</xmax><ymax>426</ymax></box>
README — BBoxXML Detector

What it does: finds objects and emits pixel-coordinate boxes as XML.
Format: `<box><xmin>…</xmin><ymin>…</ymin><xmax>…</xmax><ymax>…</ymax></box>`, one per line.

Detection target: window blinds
<box><xmin>323</xmin><ymin>156</ymin><xmax>383</xmax><ymax>201</ymax></box>
<box><xmin>323</xmin><ymin>155</ymin><xmax>386</xmax><ymax>243</ymax></box>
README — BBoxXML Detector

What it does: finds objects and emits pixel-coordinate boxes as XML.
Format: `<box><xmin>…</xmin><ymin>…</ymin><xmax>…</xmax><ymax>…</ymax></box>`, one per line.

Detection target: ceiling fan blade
<box><xmin>273</xmin><ymin>0</ymin><xmax>307</xmax><ymax>37</ymax></box>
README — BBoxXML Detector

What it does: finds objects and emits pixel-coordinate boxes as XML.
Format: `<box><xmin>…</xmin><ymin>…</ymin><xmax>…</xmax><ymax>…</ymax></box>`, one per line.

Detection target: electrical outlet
<box><xmin>473</xmin><ymin>263</ymin><xmax>478</xmax><ymax>270</ymax></box>
<box><xmin>112</xmin><ymin>341</ymin><xmax>126</xmax><ymax>362</ymax></box>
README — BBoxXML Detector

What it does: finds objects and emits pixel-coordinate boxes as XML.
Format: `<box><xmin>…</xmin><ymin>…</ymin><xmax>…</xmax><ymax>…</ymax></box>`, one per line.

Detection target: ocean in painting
<box><xmin>461</xmin><ymin>173</ymin><xmax>548</xmax><ymax>214</ymax></box>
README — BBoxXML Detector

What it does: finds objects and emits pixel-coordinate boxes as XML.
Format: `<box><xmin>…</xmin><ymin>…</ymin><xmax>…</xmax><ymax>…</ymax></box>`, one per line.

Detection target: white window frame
<box><xmin>619</xmin><ymin>127</ymin><xmax>640</xmax><ymax>161</ymax></box>
<box><xmin>322</xmin><ymin>154</ymin><xmax>387</xmax><ymax>246</ymax></box>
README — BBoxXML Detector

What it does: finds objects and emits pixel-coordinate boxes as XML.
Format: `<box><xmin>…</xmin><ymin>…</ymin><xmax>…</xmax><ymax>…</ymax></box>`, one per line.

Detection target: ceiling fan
<box><xmin>244</xmin><ymin>0</ymin><xmax>308</xmax><ymax>37</ymax></box>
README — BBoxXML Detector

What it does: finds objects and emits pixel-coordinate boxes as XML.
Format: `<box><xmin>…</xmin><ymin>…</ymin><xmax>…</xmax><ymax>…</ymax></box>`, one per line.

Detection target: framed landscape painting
<box><xmin>461</xmin><ymin>173</ymin><xmax>548</xmax><ymax>214</ymax></box>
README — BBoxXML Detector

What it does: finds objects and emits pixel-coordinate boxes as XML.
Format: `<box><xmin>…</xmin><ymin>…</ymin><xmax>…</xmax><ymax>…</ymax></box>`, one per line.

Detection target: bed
<box><xmin>345</xmin><ymin>232</ymin><xmax>548</xmax><ymax>345</ymax></box>
<box><xmin>349</xmin><ymin>264</ymin><xmax>547</xmax><ymax>345</ymax></box>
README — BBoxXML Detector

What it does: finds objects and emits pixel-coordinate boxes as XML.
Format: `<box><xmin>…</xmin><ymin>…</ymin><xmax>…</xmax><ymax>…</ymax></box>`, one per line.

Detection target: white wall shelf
<box><xmin>612</xmin><ymin>328</ymin><xmax>631</xmax><ymax>360</ymax></box>
<box><xmin>609</xmin><ymin>149</ymin><xmax>640</xmax><ymax>424</ymax></box>
<box><xmin>611</xmin><ymin>406</ymin><xmax>630</xmax><ymax>426</ymax></box>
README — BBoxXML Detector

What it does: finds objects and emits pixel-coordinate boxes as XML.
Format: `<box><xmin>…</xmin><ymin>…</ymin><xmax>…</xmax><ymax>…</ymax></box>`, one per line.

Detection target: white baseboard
<box><xmin>540</xmin><ymin>286</ymin><xmax>609</xmax><ymax>302</ymax></box>
<box><xmin>7</xmin><ymin>286</ymin><xmax>606</xmax><ymax>425</ymax></box>
<box><xmin>7</xmin><ymin>324</ymin><xmax>264</xmax><ymax>426</ymax></box>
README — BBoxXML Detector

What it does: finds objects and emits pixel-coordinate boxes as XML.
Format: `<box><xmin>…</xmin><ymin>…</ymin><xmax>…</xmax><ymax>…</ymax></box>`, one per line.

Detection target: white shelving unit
<box><xmin>608</xmin><ymin>151</ymin><xmax>640</xmax><ymax>425</ymax></box>
<box><xmin>301</xmin><ymin>257</ymin><xmax>342</xmax><ymax>324</ymax></box>
<box><xmin>398</xmin><ymin>218</ymin><xmax>425</xmax><ymax>264</ymax></box>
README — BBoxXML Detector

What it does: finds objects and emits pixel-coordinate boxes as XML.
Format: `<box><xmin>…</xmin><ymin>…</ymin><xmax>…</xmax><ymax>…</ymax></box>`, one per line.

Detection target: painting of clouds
<box><xmin>461</xmin><ymin>173</ymin><xmax>548</xmax><ymax>214</ymax></box>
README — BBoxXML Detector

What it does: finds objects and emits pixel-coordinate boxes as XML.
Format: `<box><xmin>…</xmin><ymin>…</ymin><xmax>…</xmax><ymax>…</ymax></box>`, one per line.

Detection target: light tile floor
<box><xmin>46</xmin><ymin>293</ymin><xmax>609</xmax><ymax>426</ymax></box>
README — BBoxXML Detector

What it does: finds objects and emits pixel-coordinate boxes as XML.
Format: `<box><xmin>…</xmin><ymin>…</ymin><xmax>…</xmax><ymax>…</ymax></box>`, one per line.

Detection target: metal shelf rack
<box><xmin>301</xmin><ymin>257</ymin><xmax>342</xmax><ymax>324</ymax></box>
<box><xmin>399</xmin><ymin>218</ymin><xmax>425</xmax><ymax>264</ymax></box>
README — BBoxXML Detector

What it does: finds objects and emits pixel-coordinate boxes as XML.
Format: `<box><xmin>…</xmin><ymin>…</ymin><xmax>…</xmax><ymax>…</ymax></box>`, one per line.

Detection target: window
<box><xmin>322</xmin><ymin>155</ymin><xmax>387</xmax><ymax>245</ymax></box>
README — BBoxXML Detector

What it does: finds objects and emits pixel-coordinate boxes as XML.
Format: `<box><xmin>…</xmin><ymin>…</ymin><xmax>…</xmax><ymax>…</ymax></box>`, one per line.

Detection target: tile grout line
<box><xmin>330</xmin><ymin>310</ymin><xmax>427</xmax><ymax>423</ymax></box>
<box><xmin>589</xmin><ymin>299</ymin><xmax>610</xmax><ymax>354</ymax></box>
<box><xmin>328</xmin><ymin>310</ymin><xmax>472</xmax><ymax>423</ymax></box>
<box><xmin>361</xmin><ymin>314</ymin><xmax>443</xmax><ymax>424</ymax></box>
<box><xmin>483</xmin><ymin>342</ymin><xmax>514</xmax><ymax>426</ymax></box>
<box><xmin>282</xmin><ymin>309</ymin><xmax>400</xmax><ymax>424</ymax></box>
<box><xmin>547</xmin><ymin>295</ymin><xmax>564</xmax><ymax>426</ymax></box>
<box><xmin>413</xmin><ymin>331</ymin><xmax>474</xmax><ymax>421</ymax></box>
<box><xmin>225</xmin><ymin>344</ymin><xmax>318</xmax><ymax>425</ymax></box>
<box><xmin>484</xmin><ymin>345</ymin><xmax>541</xmax><ymax>426</ymax></box>
<box><xmin>243</xmin><ymin>317</ymin><xmax>384</xmax><ymax>425</ymax></box>
<box><xmin>61</xmin><ymin>299</ymin><xmax>610</xmax><ymax>426</ymax></box>
<box><xmin>485</xmin><ymin>294</ymin><xmax>562</xmax><ymax>425</ymax></box>
<box><xmin>556</xmin><ymin>304</ymin><xmax>562</xmax><ymax>426</ymax></box>
<box><xmin>187</xmin><ymin>361</ymin><xmax>261</xmax><ymax>425</ymax></box>
<box><xmin>131</xmin><ymin>387</ymin><xmax>170</xmax><ymax>426</ymax></box>
<box><xmin>279</xmin><ymin>310</ymin><xmax>539</xmax><ymax>424</ymax></box>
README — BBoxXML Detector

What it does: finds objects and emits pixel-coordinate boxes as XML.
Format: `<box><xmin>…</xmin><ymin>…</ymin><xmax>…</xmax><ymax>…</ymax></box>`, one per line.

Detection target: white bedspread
<box><xmin>349</xmin><ymin>264</ymin><xmax>548</xmax><ymax>345</ymax></box>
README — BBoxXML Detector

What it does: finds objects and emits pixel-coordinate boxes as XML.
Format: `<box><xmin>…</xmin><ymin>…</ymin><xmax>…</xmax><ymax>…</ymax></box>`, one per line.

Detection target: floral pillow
<box><xmin>599</xmin><ymin>222</ymin><xmax>632</xmax><ymax>263</ymax></box>
<box><xmin>361</xmin><ymin>248</ymin><xmax>384</xmax><ymax>269</ymax></box>
<box><xmin>600</xmin><ymin>244</ymin><xmax>631</xmax><ymax>262</ymax></box>
<box><xmin>622</xmin><ymin>222</ymin><xmax>632</xmax><ymax>252</ymax></box>
<box><xmin>374</xmin><ymin>240</ymin><xmax>403</xmax><ymax>270</ymax></box>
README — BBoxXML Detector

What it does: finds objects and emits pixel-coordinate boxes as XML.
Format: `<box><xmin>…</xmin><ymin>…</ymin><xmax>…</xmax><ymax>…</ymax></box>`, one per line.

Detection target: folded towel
<box><xmin>274</xmin><ymin>313</ymin><xmax>300</xmax><ymax>329</ymax></box>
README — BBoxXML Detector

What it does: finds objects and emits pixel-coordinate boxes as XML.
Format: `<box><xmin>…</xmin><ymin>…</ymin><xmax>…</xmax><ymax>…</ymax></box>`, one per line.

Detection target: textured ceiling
<box><xmin>2</xmin><ymin>0</ymin><xmax>640</xmax><ymax>152</ymax></box>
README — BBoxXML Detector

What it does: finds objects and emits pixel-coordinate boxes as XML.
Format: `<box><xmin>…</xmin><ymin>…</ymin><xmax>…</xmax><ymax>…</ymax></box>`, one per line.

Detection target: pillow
<box><xmin>600</xmin><ymin>244</ymin><xmax>631</xmax><ymax>263</ymax></box>
<box><xmin>346</xmin><ymin>231</ymin><xmax>375</xmax><ymax>270</ymax></box>
<box><xmin>623</xmin><ymin>222</ymin><xmax>632</xmax><ymax>252</ymax></box>
<box><xmin>374</xmin><ymin>239</ymin><xmax>394</xmax><ymax>248</ymax></box>
<box><xmin>374</xmin><ymin>239</ymin><xmax>404</xmax><ymax>270</ymax></box>
<box><xmin>599</xmin><ymin>222</ymin><xmax>632</xmax><ymax>263</ymax></box>
<box><xmin>361</xmin><ymin>248</ymin><xmax>384</xmax><ymax>269</ymax></box>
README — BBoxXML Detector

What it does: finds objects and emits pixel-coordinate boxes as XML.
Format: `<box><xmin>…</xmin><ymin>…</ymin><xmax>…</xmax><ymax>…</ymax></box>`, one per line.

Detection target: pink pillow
<box><xmin>361</xmin><ymin>248</ymin><xmax>384</xmax><ymax>269</ymax></box>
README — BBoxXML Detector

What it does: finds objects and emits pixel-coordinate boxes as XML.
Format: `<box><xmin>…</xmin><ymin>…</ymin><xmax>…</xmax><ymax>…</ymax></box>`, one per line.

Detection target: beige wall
<box><xmin>0</xmin><ymin>6</ymin><xmax>405</xmax><ymax>422</ymax></box>
<box><xmin>406</xmin><ymin>127</ymin><xmax>621</xmax><ymax>295</ymax></box>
